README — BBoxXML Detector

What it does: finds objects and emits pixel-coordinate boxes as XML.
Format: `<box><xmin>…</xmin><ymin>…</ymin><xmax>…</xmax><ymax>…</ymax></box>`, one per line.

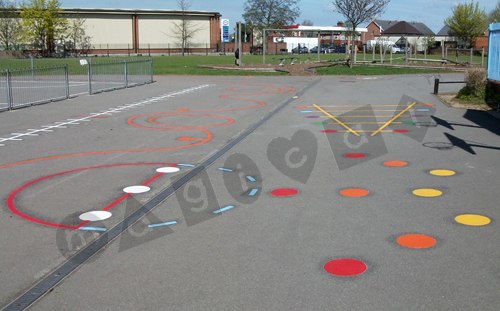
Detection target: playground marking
<box><xmin>396</xmin><ymin>234</ymin><xmax>436</xmax><ymax>249</ymax></box>
<box><xmin>313</xmin><ymin>104</ymin><xmax>360</xmax><ymax>137</ymax></box>
<box><xmin>79</xmin><ymin>211</ymin><xmax>113</xmax><ymax>221</ymax></box>
<box><xmin>455</xmin><ymin>214</ymin><xmax>491</xmax><ymax>226</ymax></box>
<box><xmin>412</xmin><ymin>188</ymin><xmax>442</xmax><ymax>198</ymax></box>
<box><xmin>371</xmin><ymin>102</ymin><xmax>416</xmax><ymax>137</ymax></box>
<box><xmin>324</xmin><ymin>258</ymin><xmax>367</xmax><ymax>277</ymax></box>
<box><xmin>429</xmin><ymin>169</ymin><xmax>456</xmax><ymax>177</ymax></box>
<box><xmin>0</xmin><ymin>85</ymin><xmax>211</xmax><ymax>147</ymax></box>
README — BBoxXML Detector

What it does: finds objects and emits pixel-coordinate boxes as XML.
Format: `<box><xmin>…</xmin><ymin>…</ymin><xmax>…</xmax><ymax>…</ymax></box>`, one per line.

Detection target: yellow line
<box><xmin>313</xmin><ymin>104</ymin><xmax>360</xmax><ymax>137</ymax></box>
<box><xmin>329</xmin><ymin>122</ymin><xmax>403</xmax><ymax>125</ymax></box>
<box><xmin>323</xmin><ymin>109</ymin><xmax>409</xmax><ymax>112</ymax></box>
<box><xmin>337</xmin><ymin>130</ymin><xmax>393</xmax><ymax>133</ymax></box>
<box><xmin>321</xmin><ymin>115</ymin><xmax>408</xmax><ymax>118</ymax></box>
<box><xmin>371</xmin><ymin>102</ymin><xmax>416</xmax><ymax>136</ymax></box>
<box><xmin>303</xmin><ymin>104</ymin><xmax>428</xmax><ymax>108</ymax></box>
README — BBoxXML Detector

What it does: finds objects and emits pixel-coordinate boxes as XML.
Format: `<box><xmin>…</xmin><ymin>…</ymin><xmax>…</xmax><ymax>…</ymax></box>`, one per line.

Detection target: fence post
<box><xmin>150</xmin><ymin>58</ymin><xmax>154</xmax><ymax>83</ymax></box>
<box><xmin>470</xmin><ymin>48</ymin><xmax>473</xmax><ymax>65</ymax></box>
<box><xmin>433</xmin><ymin>78</ymin><xmax>440</xmax><ymax>94</ymax></box>
<box><xmin>64</xmin><ymin>64</ymin><xmax>70</xmax><ymax>99</ymax></box>
<box><xmin>6</xmin><ymin>70</ymin><xmax>13</xmax><ymax>110</ymax></box>
<box><xmin>124</xmin><ymin>60</ymin><xmax>128</xmax><ymax>88</ymax></box>
<box><xmin>481</xmin><ymin>48</ymin><xmax>484</xmax><ymax>67</ymax></box>
<box><xmin>88</xmin><ymin>58</ymin><xmax>93</xmax><ymax>94</ymax></box>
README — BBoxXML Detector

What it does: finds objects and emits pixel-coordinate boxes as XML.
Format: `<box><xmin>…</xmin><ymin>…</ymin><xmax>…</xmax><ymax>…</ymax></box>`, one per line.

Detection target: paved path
<box><xmin>0</xmin><ymin>74</ymin><xmax>499</xmax><ymax>310</ymax></box>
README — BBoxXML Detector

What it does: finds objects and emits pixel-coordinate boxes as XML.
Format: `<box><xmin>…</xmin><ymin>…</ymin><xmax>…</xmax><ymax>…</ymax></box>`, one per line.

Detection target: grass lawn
<box><xmin>0</xmin><ymin>54</ymin><xmax>469</xmax><ymax>76</ymax></box>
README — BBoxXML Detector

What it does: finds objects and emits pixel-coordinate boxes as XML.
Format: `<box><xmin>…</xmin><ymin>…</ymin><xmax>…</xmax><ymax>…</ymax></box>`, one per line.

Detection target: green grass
<box><xmin>315</xmin><ymin>64</ymin><xmax>448</xmax><ymax>75</ymax></box>
<box><xmin>0</xmin><ymin>54</ymin><xmax>466</xmax><ymax>76</ymax></box>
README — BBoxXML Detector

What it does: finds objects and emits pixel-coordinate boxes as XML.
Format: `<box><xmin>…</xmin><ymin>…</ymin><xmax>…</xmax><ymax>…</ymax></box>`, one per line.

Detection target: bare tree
<box><xmin>333</xmin><ymin>0</ymin><xmax>390</xmax><ymax>67</ymax></box>
<box><xmin>66</xmin><ymin>17</ymin><xmax>91</xmax><ymax>56</ymax></box>
<box><xmin>0</xmin><ymin>0</ymin><xmax>22</xmax><ymax>51</ymax></box>
<box><xmin>172</xmin><ymin>0</ymin><xmax>201</xmax><ymax>56</ymax></box>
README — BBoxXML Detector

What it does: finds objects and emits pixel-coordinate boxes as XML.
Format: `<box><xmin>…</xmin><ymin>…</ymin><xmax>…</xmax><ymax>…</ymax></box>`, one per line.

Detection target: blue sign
<box><xmin>221</xmin><ymin>19</ymin><xmax>230</xmax><ymax>43</ymax></box>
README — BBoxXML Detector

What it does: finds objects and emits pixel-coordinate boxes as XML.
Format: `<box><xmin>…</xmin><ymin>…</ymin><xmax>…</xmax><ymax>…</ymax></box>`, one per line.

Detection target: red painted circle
<box><xmin>321</xmin><ymin>129</ymin><xmax>338</xmax><ymax>133</ymax></box>
<box><xmin>324</xmin><ymin>258</ymin><xmax>367</xmax><ymax>276</ymax></box>
<box><xmin>393</xmin><ymin>129</ymin><xmax>410</xmax><ymax>133</ymax></box>
<box><xmin>270</xmin><ymin>188</ymin><xmax>299</xmax><ymax>197</ymax></box>
<box><xmin>344</xmin><ymin>153</ymin><xmax>366</xmax><ymax>159</ymax></box>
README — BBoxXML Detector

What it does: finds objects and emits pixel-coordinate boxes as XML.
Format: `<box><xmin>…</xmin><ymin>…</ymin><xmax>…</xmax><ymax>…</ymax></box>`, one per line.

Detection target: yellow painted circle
<box><xmin>455</xmin><ymin>214</ymin><xmax>491</xmax><ymax>226</ymax></box>
<box><xmin>430</xmin><ymin>169</ymin><xmax>456</xmax><ymax>177</ymax></box>
<box><xmin>412</xmin><ymin>188</ymin><xmax>443</xmax><ymax>198</ymax></box>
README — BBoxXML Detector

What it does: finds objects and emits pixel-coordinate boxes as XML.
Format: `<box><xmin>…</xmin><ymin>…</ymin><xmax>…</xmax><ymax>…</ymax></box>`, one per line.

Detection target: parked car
<box><xmin>335</xmin><ymin>45</ymin><xmax>346</xmax><ymax>53</ymax></box>
<box><xmin>310</xmin><ymin>46</ymin><xmax>328</xmax><ymax>54</ymax></box>
<box><xmin>326</xmin><ymin>45</ymin><xmax>336</xmax><ymax>53</ymax></box>
<box><xmin>291</xmin><ymin>45</ymin><xmax>309</xmax><ymax>54</ymax></box>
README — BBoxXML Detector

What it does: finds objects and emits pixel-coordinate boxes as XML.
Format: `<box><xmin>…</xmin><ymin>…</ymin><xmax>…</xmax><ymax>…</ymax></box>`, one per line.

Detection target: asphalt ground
<box><xmin>0</xmin><ymin>74</ymin><xmax>499</xmax><ymax>310</ymax></box>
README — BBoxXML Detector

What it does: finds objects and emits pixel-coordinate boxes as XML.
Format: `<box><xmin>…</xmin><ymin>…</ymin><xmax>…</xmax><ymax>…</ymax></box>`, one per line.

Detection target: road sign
<box><xmin>221</xmin><ymin>19</ymin><xmax>230</xmax><ymax>43</ymax></box>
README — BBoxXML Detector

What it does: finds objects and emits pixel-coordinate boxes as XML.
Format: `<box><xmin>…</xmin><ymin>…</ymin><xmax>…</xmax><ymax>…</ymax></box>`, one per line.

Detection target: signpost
<box><xmin>222</xmin><ymin>19</ymin><xmax>230</xmax><ymax>43</ymax></box>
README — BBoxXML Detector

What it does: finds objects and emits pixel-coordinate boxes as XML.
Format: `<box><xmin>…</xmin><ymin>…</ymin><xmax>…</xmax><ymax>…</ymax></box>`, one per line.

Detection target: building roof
<box><xmin>371</xmin><ymin>19</ymin><xmax>399</xmax><ymax>31</ymax></box>
<box><xmin>437</xmin><ymin>25</ymin><xmax>451</xmax><ymax>36</ymax></box>
<box><xmin>63</xmin><ymin>8</ymin><xmax>221</xmax><ymax>17</ymax></box>
<box><xmin>370</xmin><ymin>19</ymin><xmax>434</xmax><ymax>36</ymax></box>
<box><xmin>384</xmin><ymin>21</ymin><xmax>422</xmax><ymax>35</ymax></box>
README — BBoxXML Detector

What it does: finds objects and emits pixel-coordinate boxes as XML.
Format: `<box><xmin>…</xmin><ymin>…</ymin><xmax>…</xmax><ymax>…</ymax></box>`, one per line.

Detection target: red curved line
<box><xmin>0</xmin><ymin>128</ymin><xmax>212</xmax><ymax>170</ymax></box>
<box><xmin>7</xmin><ymin>163</ymin><xmax>174</xmax><ymax>229</ymax></box>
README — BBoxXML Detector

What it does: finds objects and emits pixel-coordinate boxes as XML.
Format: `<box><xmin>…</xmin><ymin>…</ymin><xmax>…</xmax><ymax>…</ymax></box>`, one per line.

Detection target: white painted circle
<box><xmin>156</xmin><ymin>167</ymin><xmax>181</xmax><ymax>174</ymax></box>
<box><xmin>123</xmin><ymin>185</ymin><xmax>151</xmax><ymax>194</ymax></box>
<box><xmin>79</xmin><ymin>211</ymin><xmax>112</xmax><ymax>221</ymax></box>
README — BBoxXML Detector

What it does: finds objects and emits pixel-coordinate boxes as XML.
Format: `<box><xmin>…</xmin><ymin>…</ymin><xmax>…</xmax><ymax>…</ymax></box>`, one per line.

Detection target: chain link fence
<box><xmin>0</xmin><ymin>65</ymin><xmax>69</xmax><ymax>110</ymax></box>
<box><xmin>88</xmin><ymin>57</ymin><xmax>153</xmax><ymax>94</ymax></box>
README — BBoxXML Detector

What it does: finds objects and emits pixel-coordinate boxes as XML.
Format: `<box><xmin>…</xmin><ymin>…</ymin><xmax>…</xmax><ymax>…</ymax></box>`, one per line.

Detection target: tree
<box><xmin>172</xmin><ymin>0</ymin><xmax>201</xmax><ymax>56</ymax></box>
<box><xmin>302</xmin><ymin>19</ymin><xmax>314</xmax><ymax>26</ymax></box>
<box><xmin>333</xmin><ymin>0</ymin><xmax>390</xmax><ymax>67</ymax></box>
<box><xmin>444</xmin><ymin>1</ymin><xmax>487</xmax><ymax>48</ymax></box>
<box><xmin>490</xmin><ymin>1</ymin><xmax>500</xmax><ymax>23</ymax></box>
<box><xmin>66</xmin><ymin>17</ymin><xmax>91</xmax><ymax>55</ymax></box>
<box><xmin>0</xmin><ymin>0</ymin><xmax>22</xmax><ymax>51</ymax></box>
<box><xmin>20</xmin><ymin>0</ymin><xmax>67</xmax><ymax>56</ymax></box>
<box><xmin>243</xmin><ymin>0</ymin><xmax>301</xmax><ymax>29</ymax></box>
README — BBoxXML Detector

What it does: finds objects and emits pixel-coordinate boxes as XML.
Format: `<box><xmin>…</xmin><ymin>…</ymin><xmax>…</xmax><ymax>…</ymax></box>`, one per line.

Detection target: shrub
<box><xmin>465</xmin><ymin>67</ymin><xmax>486</xmax><ymax>96</ymax></box>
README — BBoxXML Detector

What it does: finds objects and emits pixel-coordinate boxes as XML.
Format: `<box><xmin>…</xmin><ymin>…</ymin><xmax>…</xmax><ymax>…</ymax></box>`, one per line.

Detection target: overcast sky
<box><xmin>57</xmin><ymin>0</ymin><xmax>496</xmax><ymax>33</ymax></box>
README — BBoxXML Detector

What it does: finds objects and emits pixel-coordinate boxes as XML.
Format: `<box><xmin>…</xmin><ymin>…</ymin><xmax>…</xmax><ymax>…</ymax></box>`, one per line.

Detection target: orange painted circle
<box><xmin>340</xmin><ymin>188</ymin><xmax>370</xmax><ymax>197</ymax></box>
<box><xmin>396</xmin><ymin>234</ymin><xmax>436</xmax><ymax>249</ymax></box>
<box><xmin>383</xmin><ymin>160</ymin><xmax>408</xmax><ymax>167</ymax></box>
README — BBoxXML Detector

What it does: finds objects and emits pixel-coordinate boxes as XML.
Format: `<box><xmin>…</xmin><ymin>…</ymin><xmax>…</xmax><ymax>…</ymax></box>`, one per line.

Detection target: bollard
<box><xmin>433</xmin><ymin>78</ymin><xmax>440</xmax><ymax>94</ymax></box>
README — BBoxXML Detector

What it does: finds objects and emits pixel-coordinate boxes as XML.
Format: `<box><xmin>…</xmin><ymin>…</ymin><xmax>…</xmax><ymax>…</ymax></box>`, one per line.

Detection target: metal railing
<box><xmin>0</xmin><ymin>65</ymin><xmax>69</xmax><ymax>110</ymax></box>
<box><xmin>88</xmin><ymin>57</ymin><xmax>153</xmax><ymax>94</ymax></box>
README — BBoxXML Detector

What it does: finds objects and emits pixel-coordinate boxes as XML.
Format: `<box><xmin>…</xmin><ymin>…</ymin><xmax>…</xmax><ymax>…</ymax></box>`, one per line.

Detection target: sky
<box><xmin>56</xmin><ymin>0</ymin><xmax>497</xmax><ymax>33</ymax></box>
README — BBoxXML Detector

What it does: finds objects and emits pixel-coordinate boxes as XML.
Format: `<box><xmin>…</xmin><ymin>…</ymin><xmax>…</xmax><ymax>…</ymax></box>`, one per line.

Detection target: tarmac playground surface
<box><xmin>0</xmin><ymin>74</ymin><xmax>499</xmax><ymax>310</ymax></box>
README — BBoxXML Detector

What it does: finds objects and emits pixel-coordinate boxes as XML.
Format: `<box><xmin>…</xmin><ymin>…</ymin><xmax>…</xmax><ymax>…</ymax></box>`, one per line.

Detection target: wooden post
<box><xmin>481</xmin><ymin>47</ymin><xmax>485</xmax><ymax>67</ymax></box>
<box><xmin>363</xmin><ymin>45</ymin><xmax>366</xmax><ymax>61</ymax></box>
<box><xmin>470</xmin><ymin>48</ymin><xmax>473</xmax><ymax>65</ymax></box>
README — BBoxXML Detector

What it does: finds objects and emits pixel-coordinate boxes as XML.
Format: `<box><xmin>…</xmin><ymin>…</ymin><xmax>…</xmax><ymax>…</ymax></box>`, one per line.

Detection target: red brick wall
<box><xmin>366</xmin><ymin>22</ymin><xmax>381</xmax><ymax>41</ymax></box>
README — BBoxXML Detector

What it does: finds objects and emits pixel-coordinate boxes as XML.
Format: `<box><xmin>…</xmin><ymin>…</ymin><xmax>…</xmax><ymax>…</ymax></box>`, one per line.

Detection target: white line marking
<box><xmin>0</xmin><ymin>85</ymin><xmax>212</xmax><ymax>147</ymax></box>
